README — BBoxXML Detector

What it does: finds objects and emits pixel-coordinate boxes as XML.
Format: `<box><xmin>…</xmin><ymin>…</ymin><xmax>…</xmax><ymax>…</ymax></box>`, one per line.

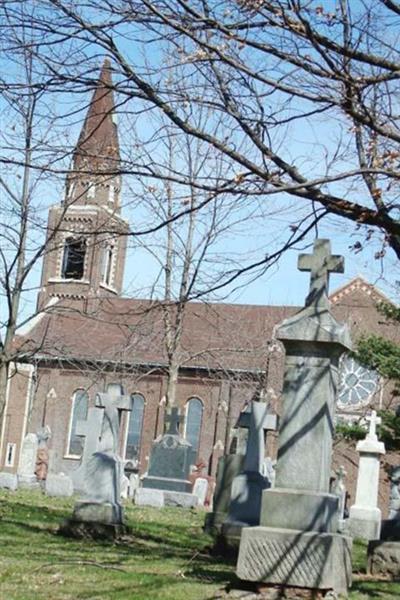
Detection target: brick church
<box><xmin>1</xmin><ymin>61</ymin><xmax>398</xmax><ymax>510</ymax></box>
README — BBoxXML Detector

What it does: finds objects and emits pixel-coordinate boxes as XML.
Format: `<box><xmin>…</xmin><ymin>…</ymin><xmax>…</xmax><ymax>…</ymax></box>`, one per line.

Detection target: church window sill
<box><xmin>48</xmin><ymin>278</ymin><xmax>90</xmax><ymax>285</ymax></box>
<box><xmin>99</xmin><ymin>282</ymin><xmax>118</xmax><ymax>294</ymax></box>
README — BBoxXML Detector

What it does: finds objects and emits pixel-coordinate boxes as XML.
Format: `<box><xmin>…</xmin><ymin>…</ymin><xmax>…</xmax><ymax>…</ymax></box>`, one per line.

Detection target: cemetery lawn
<box><xmin>0</xmin><ymin>490</ymin><xmax>398</xmax><ymax>600</ymax></box>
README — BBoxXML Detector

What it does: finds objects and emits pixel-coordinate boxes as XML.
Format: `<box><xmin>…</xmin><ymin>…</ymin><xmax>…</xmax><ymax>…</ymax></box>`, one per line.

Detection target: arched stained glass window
<box><xmin>68</xmin><ymin>389</ymin><xmax>89</xmax><ymax>456</ymax></box>
<box><xmin>125</xmin><ymin>394</ymin><xmax>145</xmax><ymax>460</ymax></box>
<box><xmin>184</xmin><ymin>397</ymin><xmax>203</xmax><ymax>454</ymax></box>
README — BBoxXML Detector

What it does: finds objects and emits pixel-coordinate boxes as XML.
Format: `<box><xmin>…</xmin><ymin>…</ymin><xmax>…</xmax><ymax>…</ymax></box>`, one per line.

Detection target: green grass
<box><xmin>0</xmin><ymin>490</ymin><xmax>399</xmax><ymax>599</ymax></box>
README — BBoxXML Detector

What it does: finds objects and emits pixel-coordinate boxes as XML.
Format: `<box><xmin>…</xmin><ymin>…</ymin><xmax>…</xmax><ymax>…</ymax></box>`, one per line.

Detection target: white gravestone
<box><xmin>349</xmin><ymin>411</ymin><xmax>385</xmax><ymax>540</ymax></box>
<box><xmin>193</xmin><ymin>477</ymin><xmax>209</xmax><ymax>506</ymax></box>
<box><xmin>18</xmin><ymin>433</ymin><xmax>39</xmax><ymax>488</ymax></box>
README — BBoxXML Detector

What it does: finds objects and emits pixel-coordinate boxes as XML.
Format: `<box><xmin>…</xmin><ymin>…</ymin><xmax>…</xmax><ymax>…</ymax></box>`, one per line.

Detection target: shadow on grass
<box><xmin>0</xmin><ymin>496</ymin><xmax>235</xmax><ymax>590</ymax></box>
<box><xmin>351</xmin><ymin>579</ymin><xmax>400</xmax><ymax>598</ymax></box>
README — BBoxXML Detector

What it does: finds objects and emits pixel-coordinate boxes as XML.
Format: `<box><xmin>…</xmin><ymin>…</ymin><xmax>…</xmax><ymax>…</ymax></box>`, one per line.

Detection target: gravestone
<box><xmin>45</xmin><ymin>472</ymin><xmax>74</xmax><ymax>497</ymax></box>
<box><xmin>225</xmin><ymin>401</ymin><xmax>277</xmax><ymax>527</ymax></box>
<box><xmin>332</xmin><ymin>465</ymin><xmax>348</xmax><ymax>532</ymax></box>
<box><xmin>349</xmin><ymin>411</ymin><xmax>385</xmax><ymax>540</ymax></box>
<box><xmin>193</xmin><ymin>477</ymin><xmax>209</xmax><ymax>506</ymax></box>
<box><xmin>220</xmin><ymin>401</ymin><xmax>277</xmax><ymax>550</ymax></box>
<box><xmin>137</xmin><ymin>406</ymin><xmax>198</xmax><ymax>507</ymax></box>
<box><xmin>0</xmin><ymin>472</ymin><xmax>18</xmax><ymax>491</ymax></box>
<box><xmin>237</xmin><ymin>239</ymin><xmax>353</xmax><ymax>597</ymax></box>
<box><xmin>18</xmin><ymin>433</ymin><xmax>39</xmax><ymax>488</ymax></box>
<box><xmin>61</xmin><ymin>384</ymin><xmax>131</xmax><ymax>538</ymax></box>
<box><xmin>71</xmin><ymin>406</ymin><xmax>104</xmax><ymax>493</ymax></box>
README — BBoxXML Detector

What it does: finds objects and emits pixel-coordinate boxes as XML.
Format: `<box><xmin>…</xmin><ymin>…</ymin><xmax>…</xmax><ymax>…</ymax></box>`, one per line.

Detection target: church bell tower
<box><xmin>37</xmin><ymin>59</ymin><xmax>130</xmax><ymax>311</ymax></box>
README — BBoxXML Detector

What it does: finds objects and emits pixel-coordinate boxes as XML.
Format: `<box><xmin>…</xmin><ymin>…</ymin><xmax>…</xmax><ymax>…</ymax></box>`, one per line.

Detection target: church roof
<box><xmin>16</xmin><ymin>278</ymin><xmax>399</xmax><ymax>373</ymax></box>
<box><xmin>16</xmin><ymin>298</ymin><xmax>296</xmax><ymax>373</ymax></box>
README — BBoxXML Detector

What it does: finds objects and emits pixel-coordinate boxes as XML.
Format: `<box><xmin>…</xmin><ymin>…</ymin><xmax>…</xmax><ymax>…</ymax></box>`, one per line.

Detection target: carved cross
<box><xmin>366</xmin><ymin>410</ymin><xmax>381</xmax><ymax>440</ymax></box>
<box><xmin>164</xmin><ymin>406</ymin><xmax>183</xmax><ymax>435</ymax></box>
<box><xmin>237</xmin><ymin>401</ymin><xmax>278</xmax><ymax>473</ymax></box>
<box><xmin>298</xmin><ymin>239</ymin><xmax>344</xmax><ymax>307</ymax></box>
<box><xmin>76</xmin><ymin>407</ymin><xmax>104</xmax><ymax>464</ymax></box>
<box><xmin>95</xmin><ymin>383</ymin><xmax>131</xmax><ymax>453</ymax></box>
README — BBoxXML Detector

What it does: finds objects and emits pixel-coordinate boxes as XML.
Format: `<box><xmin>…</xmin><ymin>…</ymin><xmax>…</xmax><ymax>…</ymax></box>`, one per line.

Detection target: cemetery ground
<box><xmin>0</xmin><ymin>490</ymin><xmax>398</xmax><ymax>600</ymax></box>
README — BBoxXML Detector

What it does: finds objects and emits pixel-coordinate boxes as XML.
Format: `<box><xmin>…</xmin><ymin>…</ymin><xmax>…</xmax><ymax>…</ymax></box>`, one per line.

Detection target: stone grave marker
<box><xmin>237</xmin><ymin>239</ymin><xmax>353</xmax><ymax>597</ymax></box>
<box><xmin>18</xmin><ymin>433</ymin><xmax>39</xmax><ymax>488</ymax></box>
<box><xmin>61</xmin><ymin>383</ymin><xmax>131</xmax><ymax>538</ymax></box>
<box><xmin>35</xmin><ymin>426</ymin><xmax>51</xmax><ymax>482</ymax></box>
<box><xmin>193</xmin><ymin>477</ymin><xmax>208</xmax><ymax>506</ymax></box>
<box><xmin>71</xmin><ymin>406</ymin><xmax>104</xmax><ymax>493</ymax></box>
<box><xmin>349</xmin><ymin>411</ymin><xmax>386</xmax><ymax>540</ymax></box>
<box><xmin>137</xmin><ymin>406</ymin><xmax>198</xmax><ymax>508</ymax></box>
<box><xmin>46</xmin><ymin>472</ymin><xmax>74</xmax><ymax>497</ymax></box>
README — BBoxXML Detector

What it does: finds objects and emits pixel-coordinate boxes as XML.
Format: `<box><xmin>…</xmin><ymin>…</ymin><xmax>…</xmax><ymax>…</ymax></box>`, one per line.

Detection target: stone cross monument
<box><xmin>237</xmin><ymin>239</ymin><xmax>353</xmax><ymax>596</ymax></box>
<box><xmin>221</xmin><ymin>401</ymin><xmax>278</xmax><ymax>548</ymax></box>
<box><xmin>62</xmin><ymin>384</ymin><xmax>131</xmax><ymax>537</ymax></box>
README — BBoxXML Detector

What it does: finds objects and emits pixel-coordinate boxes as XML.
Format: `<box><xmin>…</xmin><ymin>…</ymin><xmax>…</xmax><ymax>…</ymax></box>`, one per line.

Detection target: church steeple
<box><xmin>65</xmin><ymin>58</ymin><xmax>122</xmax><ymax>212</ymax></box>
<box><xmin>37</xmin><ymin>59</ymin><xmax>129</xmax><ymax>311</ymax></box>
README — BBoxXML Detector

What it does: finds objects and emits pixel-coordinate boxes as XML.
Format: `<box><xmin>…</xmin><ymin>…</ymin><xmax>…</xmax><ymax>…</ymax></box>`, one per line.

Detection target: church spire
<box><xmin>65</xmin><ymin>58</ymin><xmax>121</xmax><ymax>211</ymax></box>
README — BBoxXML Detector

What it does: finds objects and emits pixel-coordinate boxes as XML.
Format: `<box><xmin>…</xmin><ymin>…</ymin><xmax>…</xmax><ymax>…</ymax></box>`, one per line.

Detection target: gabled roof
<box><xmin>330</xmin><ymin>275</ymin><xmax>394</xmax><ymax>306</ymax></box>
<box><xmin>16</xmin><ymin>298</ymin><xmax>296</xmax><ymax>373</ymax></box>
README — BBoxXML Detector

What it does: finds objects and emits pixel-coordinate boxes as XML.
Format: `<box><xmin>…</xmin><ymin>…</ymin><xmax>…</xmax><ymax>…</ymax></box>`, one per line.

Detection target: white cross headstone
<box><xmin>237</xmin><ymin>401</ymin><xmax>277</xmax><ymax>473</ymax></box>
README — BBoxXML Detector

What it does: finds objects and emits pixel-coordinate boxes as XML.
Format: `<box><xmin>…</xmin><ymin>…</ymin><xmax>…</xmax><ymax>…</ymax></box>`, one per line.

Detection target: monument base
<box><xmin>72</xmin><ymin>501</ymin><xmax>124</xmax><ymax>524</ymax></box>
<box><xmin>379</xmin><ymin>519</ymin><xmax>400</xmax><ymax>541</ymax></box>
<box><xmin>349</xmin><ymin>506</ymin><xmax>381</xmax><ymax>540</ymax></box>
<box><xmin>135</xmin><ymin>487</ymin><xmax>198</xmax><ymax>508</ymax></box>
<box><xmin>17</xmin><ymin>475</ymin><xmax>40</xmax><ymax>490</ymax></box>
<box><xmin>368</xmin><ymin>541</ymin><xmax>400</xmax><ymax>578</ymax></box>
<box><xmin>237</xmin><ymin>526</ymin><xmax>352</xmax><ymax>596</ymax></box>
<box><xmin>261</xmin><ymin>488</ymin><xmax>339</xmax><ymax>533</ymax></box>
<box><xmin>142</xmin><ymin>475</ymin><xmax>191</xmax><ymax>493</ymax></box>
<box><xmin>59</xmin><ymin>519</ymin><xmax>129</xmax><ymax>540</ymax></box>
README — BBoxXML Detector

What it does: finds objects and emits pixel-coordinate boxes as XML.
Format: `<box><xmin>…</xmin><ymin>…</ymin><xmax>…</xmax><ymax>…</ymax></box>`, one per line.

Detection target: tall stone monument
<box><xmin>61</xmin><ymin>383</ymin><xmax>131</xmax><ymax>538</ymax></box>
<box><xmin>349</xmin><ymin>411</ymin><xmax>385</xmax><ymax>540</ymax></box>
<box><xmin>18</xmin><ymin>433</ymin><xmax>39</xmax><ymax>488</ymax></box>
<box><xmin>237</xmin><ymin>239</ymin><xmax>353</xmax><ymax>596</ymax></box>
<box><xmin>136</xmin><ymin>406</ymin><xmax>198</xmax><ymax>507</ymax></box>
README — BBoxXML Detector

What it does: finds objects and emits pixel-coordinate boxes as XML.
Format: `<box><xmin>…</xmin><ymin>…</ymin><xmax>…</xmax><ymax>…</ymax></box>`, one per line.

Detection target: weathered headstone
<box><xmin>18</xmin><ymin>433</ymin><xmax>39</xmax><ymax>488</ymax></box>
<box><xmin>61</xmin><ymin>384</ymin><xmax>131</xmax><ymax>538</ymax></box>
<box><xmin>225</xmin><ymin>401</ymin><xmax>277</xmax><ymax>527</ymax></box>
<box><xmin>193</xmin><ymin>477</ymin><xmax>208</xmax><ymax>506</ymax></box>
<box><xmin>46</xmin><ymin>472</ymin><xmax>74</xmax><ymax>497</ymax></box>
<box><xmin>349</xmin><ymin>411</ymin><xmax>385</xmax><ymax>540</ymax></box>
<box><xmin>137</xmin><ymin>406</ymin><xmax>198</xmax><ymax>507</ymax></box>
<box><xmin>0</xmin><ymin>472</ymin><xmax>18</xmax><ymax>491</ymax></box>
<box><xmin>237</xmin><ymin>239</ymin><xmax>353</xmax><ymax>597</ymax></box>
<box><xmin>332</xmin><ymin>465</ymin><xmax>348</xmax><ymax>532</ymax></box>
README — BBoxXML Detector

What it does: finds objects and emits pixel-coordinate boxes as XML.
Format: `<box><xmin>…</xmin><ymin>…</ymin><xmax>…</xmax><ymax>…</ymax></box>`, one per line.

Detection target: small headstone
<box><xmin>193</xmin><ymin>478</ymin><xmax>208</xmax><ymax>506</ymax></box>
<box><xmin>46</xmin><ymin>472</ymin><xmax>74</xmax><ymax>497</ymax></box>
<box><xmin>0</xmin><ymin>472</ymin><xmax>18</xmax><ymax>491</ymax></box>
<box><xmin>349</xmin><ymin>410</ymin><xmax>385</xmax><ymax>540</ymax></box>
<box><xmin>332</xmin><ymin>466</ymin><xmax>348</xmax><ymax>533</ymax></box>
<box><xmin>18</xmin><ymin>433</ymin><xmax>39</xmax><ymax>488</ymax></box>
<box><xmin>120</xmin><ymin>475</ymin><xmax>129</xmax><ymax>500</ymax></box>
<box><xmin>129</xmin><ymin>473</ymin><xmax>140</xmax><ymax>499</ymax></box>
